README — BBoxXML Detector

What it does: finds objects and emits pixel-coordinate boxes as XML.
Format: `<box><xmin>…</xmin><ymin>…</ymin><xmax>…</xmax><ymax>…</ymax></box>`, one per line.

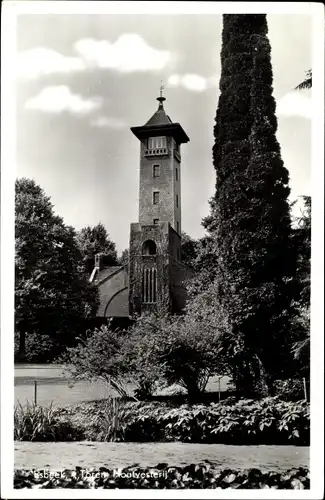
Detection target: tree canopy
<box><xmin>76</xmin><ymin>222</ymin><xmax>118</xmax><ymax>273</ymax></box>
<box><xmin>15</xmin><ymin>178</ymin><xmax>99</xmax><ymax>362</ymax></box>
<box><xmin>201</xmin><ymin>15</ymin><xmax>297</xmax><ymax>395</ymax></box>
<box><xmin>295</xmin><ymin>70</ymin><xmax>312</xmax><ymax>90</ymax></box>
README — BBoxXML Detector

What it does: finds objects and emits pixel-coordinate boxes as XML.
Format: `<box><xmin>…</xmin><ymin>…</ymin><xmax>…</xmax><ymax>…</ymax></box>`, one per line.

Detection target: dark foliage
<box><xmin>15</xmin><ymin>398</ymin><xmax>310</xmax><ymax>446</ymax></box>
<box><xmin>201</xmin><ymin>15</ymin><xmax>297</xmax><ymax>395</ymax></box>
<box><xmin>76</xmin><ymin>222</ymin><xmax>118</xmax><ymax>273</ymax></box>
<box><xmin>14</xmin><ymin>466</ymin><xmax>310</xmax><ymax>489</ymax></box>
<box><xmin>295</xmin><ymin>69</ymin><xmax>312</xmax><ymax>90</ymax></box>
<box><xmin>15</xmin><ymin>178</ymin><xmax>99</xmax><ymax>362</ymax></box>
<box><xmin>180</xmin><ymin>232</ymin><xmax>200</xmax><ymax>268</ymax></box>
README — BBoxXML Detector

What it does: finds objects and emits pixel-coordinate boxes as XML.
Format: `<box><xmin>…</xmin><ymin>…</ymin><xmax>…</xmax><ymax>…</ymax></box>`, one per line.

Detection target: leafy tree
<box><xmin>76</xmin><ymin>223</ymin><xmax>118</xmax><ymax>273</ymax></box>
<box><xmin>15</xmin><ymin>178</ymin><xmax>99</xmax><ymax>362</ymax></box>
<box><xmin>61</xmin><ymin>324</ymin><xmax>131</xmax><ymax>397</ymax></box>
<box><xmin>292</xmin><ymin>196</ymin><xmax>311</xmax><ymax>308</ymax></box>
<box><xmin>119</xmin><ymin>248</ymin><xmax>129</xmax><ymax>267</ymax></box>
<box><xmin>202</xmin><ymin>15</ymin><xmax>297</xmax><ymax>396</ymax></box>
<box><xmin>125</xmin><ymin>307</ymin><xmax>229</xmax><ymax>401</ymax></box>
<box><xmin>290</xmin><ymin>196</ymin><xmax>311</xmax><ymax>378</ymax></box>
<box><xmin>180</xmin><ymin>232</ymin><xmax>200</xmax><ymax>268</ymax></box>
<box><xmin>295</xmin><ymin>69</ymin><xmax>312</xmax><ymax>90</ymax></box>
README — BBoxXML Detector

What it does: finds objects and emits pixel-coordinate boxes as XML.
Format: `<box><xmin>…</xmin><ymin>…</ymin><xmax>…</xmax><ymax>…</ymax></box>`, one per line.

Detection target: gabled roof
<box><xmin>89</xmin><ymin>266</ymin><xmax>124</xmax><ymax>286</ymax></box>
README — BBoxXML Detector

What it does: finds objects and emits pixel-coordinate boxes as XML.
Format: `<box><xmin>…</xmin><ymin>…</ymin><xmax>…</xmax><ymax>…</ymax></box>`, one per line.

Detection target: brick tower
<box><xmin>129</xmin><ymin>86</ymin><xmax>190</xmax><ymax>317</ymax></box>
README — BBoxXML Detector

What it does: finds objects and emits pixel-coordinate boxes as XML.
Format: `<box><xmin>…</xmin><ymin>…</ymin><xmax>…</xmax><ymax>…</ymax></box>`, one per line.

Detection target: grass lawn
<box><xmin>14</xmin><ymin>364</ymin><xmax>231</xmax><ymax>406</ymax></box>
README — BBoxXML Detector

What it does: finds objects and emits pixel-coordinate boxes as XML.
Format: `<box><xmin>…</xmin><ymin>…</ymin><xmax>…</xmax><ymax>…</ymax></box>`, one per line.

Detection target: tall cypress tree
<box><xmin>203</xmin><ymin>15</ymin><xmax>296</xmax><ymax>395</ymax></box>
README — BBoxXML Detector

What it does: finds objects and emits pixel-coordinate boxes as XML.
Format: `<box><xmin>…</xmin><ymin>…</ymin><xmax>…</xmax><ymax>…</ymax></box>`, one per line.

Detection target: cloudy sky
<box><xmin>16</xmin><ymin>13</ymin><xmax>312</xmax><ymax>254</ymax></box>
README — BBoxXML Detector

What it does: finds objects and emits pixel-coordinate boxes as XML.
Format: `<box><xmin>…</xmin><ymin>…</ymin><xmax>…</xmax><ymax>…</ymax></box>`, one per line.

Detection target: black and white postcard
<box><xmin>1</xmin><ymin>1</ymin><xmax>324</xmax><ymax>498</ymax></box>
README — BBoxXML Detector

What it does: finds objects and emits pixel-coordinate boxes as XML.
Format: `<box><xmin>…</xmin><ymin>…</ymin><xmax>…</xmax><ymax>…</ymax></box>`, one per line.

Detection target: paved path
<box><xmin>15</xmin><ymin>442</ymin><xmax>309</xmax><ymax>472</ymax></box>
<box><xmin>14</xmin><ymin>364</ymin><xmax>230</xmax><ymax>406</ymax></box>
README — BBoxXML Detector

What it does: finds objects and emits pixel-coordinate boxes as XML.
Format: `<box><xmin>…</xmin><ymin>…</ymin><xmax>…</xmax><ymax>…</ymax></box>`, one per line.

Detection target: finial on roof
<box><xmin>157</xmin><ymin>80</ymin><xmax>166</xmax><ymax>108</ymax></box>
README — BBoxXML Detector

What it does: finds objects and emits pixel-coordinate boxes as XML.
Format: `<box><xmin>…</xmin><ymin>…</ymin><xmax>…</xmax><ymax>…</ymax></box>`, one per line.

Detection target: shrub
<box><xmin>24</xmin><ymin>333</ymin><xmax>57</xmax><ymax>363</ymax></box>
<box><xmin>125</xmin><ymin>312</ymin><xmax>228</xmax><ymax>400</ymax></box>
<box><xmin>14</xmin><ymin>466</ymin><xmax>310</xmax><ymax>489</ymax></box>
<box><xmin>14</xmin><ymin>402</ymin><xmax>83</xmax><ymax>441</ymax></box>
<box><xmin>80</xmin><ymin>398</ymin><xmax>127</xmax><ymax>442</ymax></box>
<box><xmin>274</xmin><ymin>379</ymin><xmax>306</xmax><ymax>401</ymax></box>
<box><xmin>15</xmin><ymin>398</ymin><xmax>309</xmax><ymax>445</ymax></box>
<box><xmin>55</xmin><ymin>397</ymin><xmax>310</xmax><ymax>445</ymax></box>
<box><xmin>60</xmin><ymin>324</ymin><xmax>132</xmax><ymax>399</ymax></box>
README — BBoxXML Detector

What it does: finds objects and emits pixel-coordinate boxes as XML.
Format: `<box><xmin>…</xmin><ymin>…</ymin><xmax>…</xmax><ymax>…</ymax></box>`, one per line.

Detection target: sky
<box><xmin>16</xmin><ymin>13</ymin><xmax>312</xmax><ymax>254</ymax></box>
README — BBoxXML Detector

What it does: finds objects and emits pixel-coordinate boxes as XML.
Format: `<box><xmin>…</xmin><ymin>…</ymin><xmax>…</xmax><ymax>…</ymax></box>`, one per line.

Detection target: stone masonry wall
<box><xmin>139</xmin><ymin>139</ymin><xmax>181</xmax><ymax>234</ymax></box>
<box><xmin>129</xmin><ymin>222</ymin><xmax>192</xmax><ymax>317</ymax></box>
<box><xmin>129</xmin><ymin>222</ymin><xmax>171</xmax><ymax>317</ymax></box>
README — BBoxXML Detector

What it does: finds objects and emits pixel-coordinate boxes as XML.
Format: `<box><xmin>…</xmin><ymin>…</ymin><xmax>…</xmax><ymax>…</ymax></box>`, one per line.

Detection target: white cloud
<box><xmin>277</xmin><ymin>92</ymin><xmax>312</xmax><ymax>119</ymax></box>
<box><xmin>90</xmin><ymin>116</ymin><xmax>126</xmax><ymax>129</ymax></box>
<box><xmin>17</xmin><ymin>34</ymin><xmax>172</xmax><ymax>79</ymax></box>
<box><xmin>74</xmin><ymin>34</ymin><xmax>171</xmax><ymax>72</ymax></box>
<box><xmin>168</xmin><ymin>74</ymin><xmax>181</xmax><ymax>86</ymax></box>
<box><xmin>168</xmin><ymin>73</ymin><xmax>217</xmax><ymax>92</ymax></box>
<box><xmin>17</xmin><ymin>48</ymin><xmax>85</xmax><ymax>79</ymax></box>
<box><xmin>25</xmin><ymin>86</ymin><xmax>102</xmax><ymax>115</ymax></box>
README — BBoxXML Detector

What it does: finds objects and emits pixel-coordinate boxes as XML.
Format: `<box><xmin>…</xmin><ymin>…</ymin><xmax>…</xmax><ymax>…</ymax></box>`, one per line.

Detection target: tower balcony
<box><xmin>144</xmin><ymin>147</ymin><xmax>169</xmax><ymax>156</ymax></box>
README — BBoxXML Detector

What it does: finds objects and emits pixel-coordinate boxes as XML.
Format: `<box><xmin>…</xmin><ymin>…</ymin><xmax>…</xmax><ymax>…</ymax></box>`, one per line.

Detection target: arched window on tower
<box><xmin>142</xmin><ymin>239</ymin><xmax>157</xmax><ymax>256</ymax></box>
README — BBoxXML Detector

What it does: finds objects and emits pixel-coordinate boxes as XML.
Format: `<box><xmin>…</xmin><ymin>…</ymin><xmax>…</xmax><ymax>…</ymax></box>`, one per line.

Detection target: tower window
<box><xmin>175</xmin><ymin>167</ymin><xmax>178</xmax><ymax>181</ymax></box>
<box><xmin>177</xmin><ymin>221</ymin><xmax>179</xmax><ymax>233</ymax></box>
<box><xmin>153</xmin><ymin>191</ymin><xmax>159</xmax><ymax>205</ymax></box>
<box><xmin>153</xmin><ymin>164</ymin><xmax>160</xmax><ymax>177</ymax></box>
<box><xmin>142</xmin><ymin>240</ymin><xmax>157</xmax><ymax>255</ymax></box>
<box><xmin>176</xmin><ymin>194</ymin><xmax>179</xmax><ymax>208</ymax></box>
<box><xmin>142</xmin><ymin>267</ymin><xmax>157</xmax><ymax>304</ymax></box>
<box><xmin>153</xmin><ymin>218</ymin><xmax>159</xmax><ymax>225</ymax></box>
<box><xmin>148</xmin><ymin>136</ymin><xmax>166</xmax><ymax>149</ymax></box>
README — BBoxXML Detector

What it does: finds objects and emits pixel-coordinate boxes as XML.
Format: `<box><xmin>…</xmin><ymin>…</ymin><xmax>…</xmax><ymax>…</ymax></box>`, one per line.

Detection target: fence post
<box><xmin>34</xmin><ymin>380</ymin><xmax>37</xmax><ymax>405</ymax></box>
<box><xmin>218</xmin><ymin>377</ymin><xmax>221</xmax><ymax>403</ymax></box>
<box><xmin>302</xmin><ymin>377</ymin><xmax>308</xmax><ymax>402</ymax></box>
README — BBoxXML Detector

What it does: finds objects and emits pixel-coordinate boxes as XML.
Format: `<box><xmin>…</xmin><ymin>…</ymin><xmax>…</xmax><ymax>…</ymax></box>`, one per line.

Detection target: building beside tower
<box><xmin>90</xmin><ymin>90</ymin><xmax>193</xmax><ymax>319</ymax></box>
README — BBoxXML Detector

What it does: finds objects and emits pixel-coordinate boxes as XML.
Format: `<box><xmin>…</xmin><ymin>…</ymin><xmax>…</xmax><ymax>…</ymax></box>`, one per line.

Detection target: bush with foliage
<box><xmin>65</xmin><ymin>398</ymin><xmax>128</xmax><ymax>442</ymax></box>
<box><xmin>14</xmin><ymin>402</ymin><xmax>83</xmax><ymax>441</ymax></box>
<box><xmin>14</xmin><ymin>466</ymin><xmax>310</xmax><ymax>489</ymax></box>
<box><xmin>289</xmin><ymin>196</ymin><xmax>311</xmax><ymax>379</ymax></box>
<box><xmin>17</xmin><ymin>398</ymin><xmax>309</xmax><ymax>445</ymax></box>
<box><xmin>124</xmin><ymin>311</ymin><xmax>228</xmax><ymax>400</ymax></box>
<box><xmin>115</xmin><ymin>398</ymin><xmax>310</xmax><ymax>445</ymax></box>
<box><xmin>62</xmin><ymin>310</ymin><xmax>228</xmax><ymax>401</ymax></box>
<box><xmin>274</xmin><ymin>379</ymin><xmax>306</xmax><ymax>402</ymax></box>
<box><xmin>60</xmin><ymin>324</ymin><xmax>132</xmax><ymax>398</ymax></box>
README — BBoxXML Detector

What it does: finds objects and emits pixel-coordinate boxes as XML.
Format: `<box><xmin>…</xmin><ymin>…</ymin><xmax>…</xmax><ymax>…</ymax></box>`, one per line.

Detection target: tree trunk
<box><xmin>18</xmin><ymin>330</ymin><xmax>26</xmax><ymax>362</ymax></box>
<box><xmin>186</xmin><ymin>379</ymin><xmax>202</xmax><ymax>404</ymax></box>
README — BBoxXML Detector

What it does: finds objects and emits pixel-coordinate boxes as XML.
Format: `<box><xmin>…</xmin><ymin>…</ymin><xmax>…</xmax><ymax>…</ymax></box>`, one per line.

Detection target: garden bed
<box><xmin>14</xmin><ymin>397</ymin><xmax>310</xmax><ymax>445</ymax></box>
<box><xmin>14</xmin><ymin>465</ymin><xmax>310</xmax><ymax>489</ymax></box>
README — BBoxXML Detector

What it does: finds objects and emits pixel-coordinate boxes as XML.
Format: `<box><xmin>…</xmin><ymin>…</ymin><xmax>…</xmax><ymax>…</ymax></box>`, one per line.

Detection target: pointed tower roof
<box><xmin>144</xmin><ymin>105</ymin><xmax>172</xmax><ymax>127</ymax></box>
<box><xmin>144</xmin><ymin>91</ymin><xmax>173</xmax><ymax>127</ymax></box>
<box><xmin>131</xmin><ymin>85</ymin><xmax>189</xmax><ymax>144</ymax></box>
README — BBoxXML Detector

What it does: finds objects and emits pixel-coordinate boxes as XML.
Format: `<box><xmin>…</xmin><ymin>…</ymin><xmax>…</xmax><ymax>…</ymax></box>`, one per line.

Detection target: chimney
<box><xmin>94</xmin><ymin>253</ymin><xmax>104</xmax><ymax>270</ymax></box>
